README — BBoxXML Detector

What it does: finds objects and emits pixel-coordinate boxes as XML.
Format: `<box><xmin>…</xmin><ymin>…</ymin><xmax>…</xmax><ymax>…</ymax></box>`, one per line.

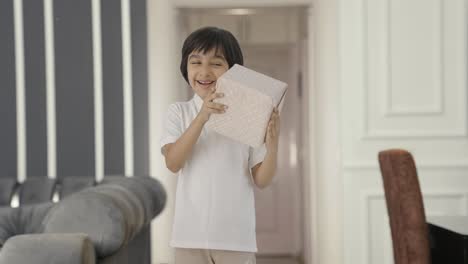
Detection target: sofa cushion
<box><xmin>0</xmin><ymin>179</ymin><xmax>16</xmax><ymax>206</ymax></box>
<box><xmin>19</xmin><ymin>177</ymin><xmax>56</xmax><ymax>205</ymax></box>
<box><xmin>59</xmin><ymin>177</ymin><xmax>95</xmax><ymax>198</ymax></box>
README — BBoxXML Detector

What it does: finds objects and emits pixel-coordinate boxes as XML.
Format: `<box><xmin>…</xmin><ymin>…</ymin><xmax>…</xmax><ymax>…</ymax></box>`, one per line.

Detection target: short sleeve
<box><xmin>248</xmin><ymin>144</ymin><xmax>267</xmax><ymax>169</ymax></box>
<box><xmin>160</xmin><ymin>103</ymin><xmax>183</xmax><ymax>154</ymax></box>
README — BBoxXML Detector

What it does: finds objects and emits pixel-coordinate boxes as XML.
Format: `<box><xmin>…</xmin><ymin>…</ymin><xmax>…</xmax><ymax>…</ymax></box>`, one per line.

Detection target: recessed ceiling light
<box><xmin>225</xmin><ymin>8</ymin><xmax>256</xmax><ymax>15</ymax></box>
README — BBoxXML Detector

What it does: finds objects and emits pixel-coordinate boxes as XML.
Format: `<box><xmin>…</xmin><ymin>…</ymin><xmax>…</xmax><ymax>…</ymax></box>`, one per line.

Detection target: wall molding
<box><xmin>344</xmin><ymin>161</ymin><xmax>468</xmax><ymax>170</ymax></box>
<box><xmin>361</xmin><ymin>0</ymin><xmax>467</xmax><ymax>139</ymax></box>
<box><xmin>362</xmin><ymin>190</ymin><xmax>468</xmax><ymax>264</ymax></box>
<box><xmin>383</xmin><ymin>0</ymin><xmax>444</xmax><ymax>116</ymax></box>
<box><xmin>361</xmin><ymin>129</ymin><xmax>468</xmax><ymax>139</ymax></box>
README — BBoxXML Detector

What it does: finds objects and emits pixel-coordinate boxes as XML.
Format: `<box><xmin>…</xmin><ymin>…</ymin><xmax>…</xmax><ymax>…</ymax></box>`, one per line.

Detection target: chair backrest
<box><xmin>378</xmin><ymin>149</ymin><xmax>430</xmax><ymax>264</ymax></box>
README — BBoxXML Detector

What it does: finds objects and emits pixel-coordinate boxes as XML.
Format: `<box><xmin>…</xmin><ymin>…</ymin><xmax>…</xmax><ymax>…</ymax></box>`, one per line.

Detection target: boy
<box><xmin>161</xmin><ymin>26</ymin><xmax>280</xmax><ymax>264</ymax></box>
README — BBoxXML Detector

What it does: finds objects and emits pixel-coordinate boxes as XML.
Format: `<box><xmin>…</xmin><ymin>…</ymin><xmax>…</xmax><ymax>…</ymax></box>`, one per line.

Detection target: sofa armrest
<box><xmin>0</xmin><ymin>233</ymin><xmax>95</xmax><ymax>264</ymax></box>
<box><xmin>42</xmin><ymin>176</ymin><xmax>166</xmax><ymax>258</ymax></box>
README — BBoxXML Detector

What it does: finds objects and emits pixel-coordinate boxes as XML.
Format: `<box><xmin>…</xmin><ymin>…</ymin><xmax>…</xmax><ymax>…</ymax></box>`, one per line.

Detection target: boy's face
<box><xmin>187</xmin><ymin>48</ymin><xmax>229</xmax><ymax>99</ymax></box>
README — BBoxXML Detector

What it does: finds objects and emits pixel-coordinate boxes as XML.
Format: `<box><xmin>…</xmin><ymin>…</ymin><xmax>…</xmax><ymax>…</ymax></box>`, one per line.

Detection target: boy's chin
<box><xmin>193</xmin><ymin>91</ymin><xmax>208</xmax><ymax>100</ymax></box>
<box><xmin>194</xmin><ymin>89</ymin><xmax>212</xmax><ymax>99</ymax></box>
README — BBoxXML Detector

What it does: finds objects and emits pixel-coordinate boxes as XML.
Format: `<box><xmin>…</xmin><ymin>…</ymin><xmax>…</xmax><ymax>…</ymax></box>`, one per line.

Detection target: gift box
<box><xmin>206</xmin><ymin>64</ymin><xmax>288</xmax><ymax>148</ymax></box>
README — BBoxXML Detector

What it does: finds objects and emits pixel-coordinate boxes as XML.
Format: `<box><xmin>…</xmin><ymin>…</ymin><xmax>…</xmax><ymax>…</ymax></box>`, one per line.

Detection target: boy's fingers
<box><xmin>210</xmin><ymin>108</ymin><xmax>225</xmax><ymax>114</ymax></box>
<box><xmin>208</xmin><ymin>102</ymin><xmax>227</xmax><ymax>110</ymax></box>
<box><xmin>213</xmin><ymin>93</ymin><xmax>224</xmax><ymax>101</ymax></box>
<box><xmin>205</xmin><ymin>90</ymin><xmax>215</xmax><ymax>101</ymax></box>
<box><xmin>207</xmin><ymin>105</ymin><xmax>226</xmax><ymax>113</ymax></box>
<box><xmin>207</xmin><ymin>92</ymin><xmax>223</xmax><ymax>102</ymax></box>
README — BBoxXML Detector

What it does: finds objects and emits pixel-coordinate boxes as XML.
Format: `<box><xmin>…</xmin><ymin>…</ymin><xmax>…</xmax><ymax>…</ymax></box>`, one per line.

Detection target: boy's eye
<box><xmin>212</xmin><ymin>63</ymin><xmax>223</xmax><ymax>66</ymax></box>
<box><xmin>190</xmin><ymin>61</ymin><xmax>201</xmax><ymax>65</ymax></box>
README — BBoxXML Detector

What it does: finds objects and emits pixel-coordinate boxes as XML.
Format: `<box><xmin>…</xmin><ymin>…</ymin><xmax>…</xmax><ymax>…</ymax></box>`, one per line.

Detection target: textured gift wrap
<box><xmin>206</xmin><ymin>64</ymin><xmax>288</xmax><ymax>147</ymax></box>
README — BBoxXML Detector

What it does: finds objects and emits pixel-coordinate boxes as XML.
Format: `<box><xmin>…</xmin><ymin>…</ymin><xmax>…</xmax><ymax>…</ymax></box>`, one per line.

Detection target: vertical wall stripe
<box><xmin>122</xmin><ymin>0</ymin><xmax>134</xmax><ymax>177</ymax></box>
<box><xmin>131</xmin><ymin>0</ymin><xmax>149</xmax><ymax>176</ymax></box>
<box><xmin>44</xmin><ymin>0</ymin><xmax>56</xmax><ymax>179</ymax></box>
<box><xmin>0</xmin><ymin>0</ymin><xmax>17</xmax><ymax>178</ymax></box>
<box><xmin>55</xmin><ymin>0</ymin><xmax>95</xmax><ymax>177</ymax></box>
<box><xmin>24</xmin><ymin>0</ymin><xmax>47</xmax><ymax>177</ymax></box>
<box><xmin>14</xmin><ymin>0</ymin><xmax>27</xmax><ymax>183</ymax></box>
<box><xmin>92</xmin><ymin>0</ymin><xmax>104</xmax><ymax>181</ymax></box>
<box><xmin>102</xmin><ymin>0</ymin><xmax>124</xmax><ymax>176</ymax></box>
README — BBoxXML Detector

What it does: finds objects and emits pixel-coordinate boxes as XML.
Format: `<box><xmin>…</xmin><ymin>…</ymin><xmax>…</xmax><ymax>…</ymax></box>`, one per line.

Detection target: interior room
<box><xmin>1</xmin><ymin>0</ymin><xmax>466</xmax><ymax>263</ymax></box>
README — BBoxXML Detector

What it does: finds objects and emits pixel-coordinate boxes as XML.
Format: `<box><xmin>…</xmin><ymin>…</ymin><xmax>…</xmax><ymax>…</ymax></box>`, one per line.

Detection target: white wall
<box><xmin>149</xmin><ymin>0</ymin><xmax>468</xmax><ymax>263</ymax></box>
<box><xmin>340</xmin><ymin>0</ymin><xmax>468</xmax><ymax>263</ymax></box>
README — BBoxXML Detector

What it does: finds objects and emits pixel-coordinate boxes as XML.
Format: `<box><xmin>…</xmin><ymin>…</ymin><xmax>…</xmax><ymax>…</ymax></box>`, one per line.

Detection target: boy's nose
<box><xmin>198</xmin><ymin>65</ymin><xmax>214</xmax><ymax>77</ymax></box>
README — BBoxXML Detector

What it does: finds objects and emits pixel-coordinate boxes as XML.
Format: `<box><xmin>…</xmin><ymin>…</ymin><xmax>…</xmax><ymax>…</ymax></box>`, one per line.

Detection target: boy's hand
<box><xmin>197</xmin><ymin>88</ymin><xmax>227</xmax><ymax>123</ymax></box>
<box><xmin>265</xmin><ymin>107</ymin><xmax>280</xmax><ymax>152</ymax></box>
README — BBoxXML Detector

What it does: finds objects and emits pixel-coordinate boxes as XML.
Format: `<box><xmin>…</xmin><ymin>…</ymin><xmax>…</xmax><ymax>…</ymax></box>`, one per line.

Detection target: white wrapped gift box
<box><xmin>206</xmin><ymin>64</ymin><xmax>288</xmax><ymax>148</ymax></box>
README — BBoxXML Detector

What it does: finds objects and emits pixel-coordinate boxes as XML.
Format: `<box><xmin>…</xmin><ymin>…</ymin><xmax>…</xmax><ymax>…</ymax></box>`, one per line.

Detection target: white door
<box><xmin>243</xmin><ymin>44</ymin><xmax>303</xmax><ymax>256</ymax></box>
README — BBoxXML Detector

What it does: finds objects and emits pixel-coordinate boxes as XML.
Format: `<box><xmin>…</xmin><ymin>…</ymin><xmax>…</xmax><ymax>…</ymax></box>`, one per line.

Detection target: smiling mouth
<box><xmin>197</xmin><ymin>80</ymin><xmax>215</xmax><ymax>86</ymax></box>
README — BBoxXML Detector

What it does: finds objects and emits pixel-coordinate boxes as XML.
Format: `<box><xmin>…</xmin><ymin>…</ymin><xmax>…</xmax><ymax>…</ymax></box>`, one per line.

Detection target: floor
<box><xmin>257</xmin><ymin>257</ymin><xmax>300</xmax><ymax>264</ymax></box>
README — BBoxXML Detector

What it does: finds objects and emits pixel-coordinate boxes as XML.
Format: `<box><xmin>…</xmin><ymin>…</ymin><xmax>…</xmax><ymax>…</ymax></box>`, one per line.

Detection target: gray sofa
<box><xmin>0</xmin><ymin>176</ymin><xmax>166</xmax><ymax>264</ymax></box>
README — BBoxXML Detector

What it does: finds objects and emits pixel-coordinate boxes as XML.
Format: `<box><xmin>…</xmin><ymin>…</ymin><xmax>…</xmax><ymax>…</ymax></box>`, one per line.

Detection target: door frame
<box><xmin>147</xmin><ymin>1</ymin><xmax>342</xmax><ymax>264</ymax></box>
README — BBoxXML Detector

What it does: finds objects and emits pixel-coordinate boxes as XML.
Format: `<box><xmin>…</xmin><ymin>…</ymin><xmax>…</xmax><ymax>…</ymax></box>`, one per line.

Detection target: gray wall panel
<box><xmin>1</xmin><ymin>0</ymin><xmax>149</xmax><ymax>181</ymax></box>
<box><xmin>131</xmin><ymin>0</ymin><xmax>149</xmax><ymax>176</ymax></box>
<box><xmin>24</xmin><ymin>0</ymin><xmax>47</xmax><ymax>177</ymax></box>
<box><xmin>0</xmin><ymin>0</ymin><xmax>17</xmax><ymax>178</ymax></box>
<box><xmin>54</xmin><ymin>0</ymin><xmax>95</xmax><ymax>177</ymax></box>
<box><xmin>102</xmin><ymin>0</ymin><xmax>125</xmax><ymax>175</ymax></box>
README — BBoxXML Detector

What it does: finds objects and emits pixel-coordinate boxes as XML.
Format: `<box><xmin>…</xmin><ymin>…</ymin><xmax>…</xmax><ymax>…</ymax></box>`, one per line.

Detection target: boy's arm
<box><xmin>251</xmin><ymin>108</ymin><xmax>280</xmax><ymax>188</ymax></box>
<box><xmin>162</xmin><ymin>115</ymin><xmax>206</xmax><ymax>173</ymax></box>
<box><xmin>251</xmin><ymin>149</ymin><xmax>278</xmax><ymax>189</ymax></box>
<box><xmin>163</xmin><ymin>90</ymin><xmax>226</xmax><ymax>173</ymax></box>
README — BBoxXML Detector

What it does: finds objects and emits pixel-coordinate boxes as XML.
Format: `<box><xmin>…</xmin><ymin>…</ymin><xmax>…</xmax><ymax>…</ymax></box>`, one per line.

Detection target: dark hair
<box><xmin>180</xmin><ymin>26</ymin><xmax>243</xmax><ymax>83</ymax></box>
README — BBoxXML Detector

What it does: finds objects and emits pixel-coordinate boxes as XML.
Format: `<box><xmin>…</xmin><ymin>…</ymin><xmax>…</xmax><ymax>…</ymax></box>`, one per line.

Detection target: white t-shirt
<box><xmin>160</xmin><ymin>94</ymin><xmax>266</xmax><ymax>252</ymax></box>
